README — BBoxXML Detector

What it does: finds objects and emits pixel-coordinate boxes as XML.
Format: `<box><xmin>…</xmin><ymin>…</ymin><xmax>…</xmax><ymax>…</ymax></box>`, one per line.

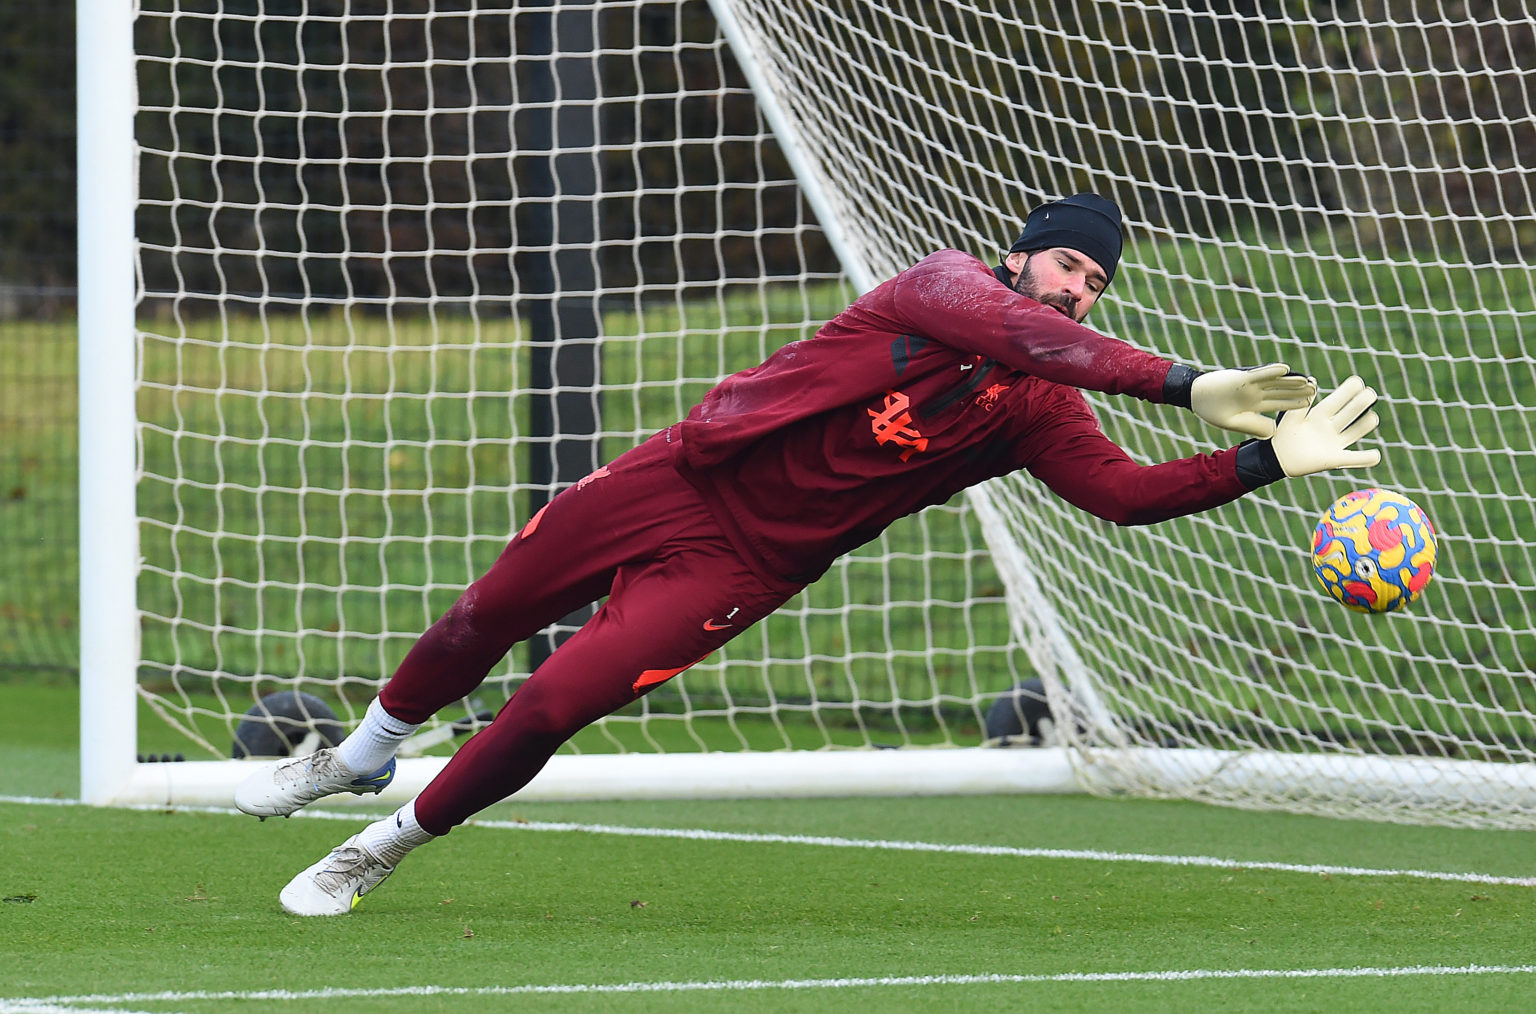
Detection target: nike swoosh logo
<box><xmin>702</xmin><ymin>619</ymin><xmax>733</xmax><ymax>631</ymax></box>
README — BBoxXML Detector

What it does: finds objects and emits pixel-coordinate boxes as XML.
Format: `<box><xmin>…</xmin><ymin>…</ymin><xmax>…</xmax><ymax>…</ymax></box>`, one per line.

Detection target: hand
<box><xmin>1190</xmin><ymin>364</ymin><xmax>1317</xmax><ymax>438</ymax></box>
<box><xmin>1270</xmin><ymin>375</ymin><xmax>1382</xmax><ymax>476</ymax></box>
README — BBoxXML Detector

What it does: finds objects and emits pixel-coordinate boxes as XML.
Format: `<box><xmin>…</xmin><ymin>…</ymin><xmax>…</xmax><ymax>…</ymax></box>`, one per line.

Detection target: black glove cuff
<box><xmin>1163</xmin><ymin>363</ymin><xmax>1201</xmax><ymax>408</ymax></box>
<box><xmin>1235</xmin><ymin>439</ymin><xmax>1286</xmax><ymax>489</ymax></box>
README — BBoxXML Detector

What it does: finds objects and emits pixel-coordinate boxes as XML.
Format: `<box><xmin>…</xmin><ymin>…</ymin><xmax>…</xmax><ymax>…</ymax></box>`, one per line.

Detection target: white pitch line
<box><xmin>4</xmin><ymin>794</ymin><xmax>1535</xmax><ymax>887</ymax></box>
<box><xmin>0</xmin><ymin>1004</ymin><xmax>168</xmax><ymax>1014</ymax></box>
<box><xmin>475</xmin><ymin>817</ymin><xmax>1536</xmax><ymax>887</ymax></box>
<box><xmin>9</xmin><ymin>964</ymin><xmax>1536</xmax><ymax>1009</ymax></box>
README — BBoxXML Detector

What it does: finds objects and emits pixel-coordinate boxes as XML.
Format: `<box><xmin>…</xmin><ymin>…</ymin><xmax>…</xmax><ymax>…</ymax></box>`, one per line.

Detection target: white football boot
<box><xmin>234</xmin><ymin>748</ymin><xmax>396</xmax><ymax>818</ymax></box>
<box><xmin>280</xmin><ymin>835</ymin><xmax>395</xmax><ymax>916</ymax></box>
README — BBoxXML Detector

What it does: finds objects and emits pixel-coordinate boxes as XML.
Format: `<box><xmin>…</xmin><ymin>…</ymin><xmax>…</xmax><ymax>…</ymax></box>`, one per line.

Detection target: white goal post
<box><xmin>81</xmin><ymin>0</ymin><xmax>1536</xmax><ymax>829</ymax></box>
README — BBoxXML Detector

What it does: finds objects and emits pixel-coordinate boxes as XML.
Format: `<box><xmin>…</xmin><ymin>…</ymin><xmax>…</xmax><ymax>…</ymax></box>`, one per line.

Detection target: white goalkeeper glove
<box><xmin>1269</xmin><ymin>375</ymin><xmax>1382</xmax><ymax>476</ymax></box>
<box><xmin>1187</xmin><ymin>363</ymin><xmax>1318</xmax><ymax>439</ymax></box>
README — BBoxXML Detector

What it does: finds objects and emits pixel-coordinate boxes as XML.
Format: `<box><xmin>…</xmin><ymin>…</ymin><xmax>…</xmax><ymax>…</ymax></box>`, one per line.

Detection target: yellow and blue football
<box><xmin>1311</xmin><ymin>488</ymin><xmax>1437</xmax><ymax>614</ymax></box>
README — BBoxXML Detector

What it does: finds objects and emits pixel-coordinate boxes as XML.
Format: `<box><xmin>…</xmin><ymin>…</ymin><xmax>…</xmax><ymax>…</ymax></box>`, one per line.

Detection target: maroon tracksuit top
<box><xmin>669</xmin><ymin>248</ymin><xmax>1253</xmax><ymax>582</ymax></box>
<box><xmin>397</xmin><ymin>249</ymin><xmax>1265</xmax><ymax>833</ymax></box>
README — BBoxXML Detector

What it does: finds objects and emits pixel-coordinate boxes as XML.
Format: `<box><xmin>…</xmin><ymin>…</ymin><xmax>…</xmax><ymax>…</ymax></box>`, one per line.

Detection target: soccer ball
<box><xmin>1310</xmin><ymin>488</ymin><xmax>1437</xmax><ymax>614</ymax></box>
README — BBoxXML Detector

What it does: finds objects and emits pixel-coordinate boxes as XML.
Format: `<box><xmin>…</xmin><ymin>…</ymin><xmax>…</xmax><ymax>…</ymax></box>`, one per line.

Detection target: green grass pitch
<box><xmin>6</xmin><ymin>254</ymin><xmax>1536</xmax><ymax>1010</ymax></box>
<box><xmin>4</xmin><ymin>679</ymin><xmax>1536</xmax><ymax>1013</ymax></box>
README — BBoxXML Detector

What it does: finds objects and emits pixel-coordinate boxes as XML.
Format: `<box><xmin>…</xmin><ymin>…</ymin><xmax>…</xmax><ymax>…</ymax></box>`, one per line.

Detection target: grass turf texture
<box><xmin>4</xmin><ymin>680</ymin><xmax>1536</xmax><ymax>1013</ymax></box>
<box><xmin>5</xmin><ymin>798</ymin><xmax>1536</xmax><ymax>1013</ymax></box>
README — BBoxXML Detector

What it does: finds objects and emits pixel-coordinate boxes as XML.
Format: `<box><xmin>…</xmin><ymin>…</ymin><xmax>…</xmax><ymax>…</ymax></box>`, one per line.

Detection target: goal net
<box><xmin>83</xmin><ymin>0</ymin><xmax>1536</xmax><ymax>827</ymax></box>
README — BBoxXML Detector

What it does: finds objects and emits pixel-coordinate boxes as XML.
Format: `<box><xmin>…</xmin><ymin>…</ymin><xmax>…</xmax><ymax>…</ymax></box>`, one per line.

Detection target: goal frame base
<box><xmin>91</xmin><ymin>746</ymin><xmax>1082</xmax><ymax>807</ymax></box>
<box><xmin>85</xmin><ymin>746</ymin><xmax>1536</xmax><ymax>822</ymax></box>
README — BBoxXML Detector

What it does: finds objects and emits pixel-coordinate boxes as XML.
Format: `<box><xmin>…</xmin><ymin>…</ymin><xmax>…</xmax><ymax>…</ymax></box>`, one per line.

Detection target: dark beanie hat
<box><xmin>1008</xmin><ymin>193</ymin><xmax>1123</xmax><ymax>283</ymax></box>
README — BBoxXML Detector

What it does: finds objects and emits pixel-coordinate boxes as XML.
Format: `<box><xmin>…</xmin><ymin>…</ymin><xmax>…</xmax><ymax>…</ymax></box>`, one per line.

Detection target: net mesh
<box><xmin>129</xmin><ymin>0</ymin><xmax>1025</xmax><ymax>762</ymax></box>
<box><xmin>714</xmin><ymin>0</ymin><xmax>1536</xmax><ymax>826</ymax></box>
<box><xmin>127</xmin><ymin>0</ymin><xmax>1536</xmax><ymax>827</ymax></box>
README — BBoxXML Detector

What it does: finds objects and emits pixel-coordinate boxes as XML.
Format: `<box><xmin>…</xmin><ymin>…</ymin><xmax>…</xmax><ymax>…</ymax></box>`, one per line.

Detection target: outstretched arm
<box><xmin>1024</xmin><ymin>378</ymin><xmax>1381</xmax><ymax>526</ymax></box>
<box><xmin>875</xmin><ymin>250</ymin><xmax>1313</xmax><ymax>437</ymax></box>
<box><xmin>1024</xmin><ymin>413</ymin><xmax>1252</xmax><ymax>526</ymax></box>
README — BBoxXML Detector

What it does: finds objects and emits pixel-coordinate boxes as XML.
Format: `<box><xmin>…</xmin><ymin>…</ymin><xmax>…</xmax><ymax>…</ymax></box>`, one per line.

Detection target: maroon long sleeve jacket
<box><xmin>668</xmin><ymin>249</ymin><xmax>1255</xmax><ymax>582</ymax></box>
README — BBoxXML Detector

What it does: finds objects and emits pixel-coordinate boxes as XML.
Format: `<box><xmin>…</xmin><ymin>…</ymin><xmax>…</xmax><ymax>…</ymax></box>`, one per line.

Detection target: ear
<box><xmin>1003</xmin><ymin>249</ymin><xmax>1030</xmax><ymax>276</ymax></box>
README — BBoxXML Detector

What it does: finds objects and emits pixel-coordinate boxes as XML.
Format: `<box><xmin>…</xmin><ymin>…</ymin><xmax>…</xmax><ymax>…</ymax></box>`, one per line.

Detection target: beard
<box><xmin>1012</xmin><ymin>256</ymin><xmax>1082</xmax><ymax>321</ymax></box>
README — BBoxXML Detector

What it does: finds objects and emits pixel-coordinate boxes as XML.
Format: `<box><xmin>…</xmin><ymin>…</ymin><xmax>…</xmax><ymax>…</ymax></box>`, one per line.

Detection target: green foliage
<box><xmin>0</xmin><ymin>5</ymin><xmax>75</xmax><ymax>297</ymax></box>
<box><xmin>124</xmin><ymin>0</ymin><xmax>828</xmax><ymax>307</ymax></box>
<box><xmin>26</xmin><ymin>3</ymin><xmax>1536</xmax><ymax>305</ymax></box>
<box><xmin>1285</xmin><ymin>2</ymin><xmax>1536</xmax><ymax>259</ymax></box>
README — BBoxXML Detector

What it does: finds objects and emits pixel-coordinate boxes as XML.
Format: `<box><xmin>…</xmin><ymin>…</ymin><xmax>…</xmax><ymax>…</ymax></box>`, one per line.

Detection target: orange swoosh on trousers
<box><xmin>632</xmin><ymin>652</ymin><xmax>713</xmax><ymax>693</ymax></box>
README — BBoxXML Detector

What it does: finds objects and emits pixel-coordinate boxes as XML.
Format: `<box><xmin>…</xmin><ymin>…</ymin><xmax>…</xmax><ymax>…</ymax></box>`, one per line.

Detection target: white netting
<box><xmin>128</xmin><ymin>0</ymin><xmax>1026</xmax><ymax>763</ymax></box>
<box><xmin>713</xmin><ymin>0</ymin><xmax>1536</xmax><ymax>826</ymax></box>
<box><xmin>125</xmin><ymin>0</ymin><xmax>1536</xmax><ymax>827</ymax></box>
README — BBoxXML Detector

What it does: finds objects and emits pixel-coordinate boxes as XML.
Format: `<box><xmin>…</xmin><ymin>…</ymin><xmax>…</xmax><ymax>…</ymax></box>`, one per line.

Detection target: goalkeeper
<box><xmin>235</xmin><ymin>193</ymin><xmax>1382</xmax><ymax>915</ymax></box>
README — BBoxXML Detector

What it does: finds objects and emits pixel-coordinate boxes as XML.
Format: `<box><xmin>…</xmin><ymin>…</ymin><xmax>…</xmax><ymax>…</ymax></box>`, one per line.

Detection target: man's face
<box><xmin>1005</xmin><ymin>247</ymin><xmax>1108</xmax><ymax>323</ymax></box>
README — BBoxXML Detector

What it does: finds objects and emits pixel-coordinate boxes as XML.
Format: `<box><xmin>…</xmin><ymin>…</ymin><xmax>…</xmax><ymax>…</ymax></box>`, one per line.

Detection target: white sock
<box><xmin>356</xmin><ymin>799</ymin><xmax>437</xmax><ymax>867</ymax></box>
<box><xmin>336</xmin><ymin>697</ymin><xmax>421</xmax><ymax>774</ymax></box>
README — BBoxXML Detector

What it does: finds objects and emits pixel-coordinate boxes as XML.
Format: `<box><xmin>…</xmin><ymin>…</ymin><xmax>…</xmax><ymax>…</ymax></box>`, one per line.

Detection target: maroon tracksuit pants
<box><xmin>379</xmin><ymin>432</ymin><xmax>803</xmax><ymax>835</ymax></box>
